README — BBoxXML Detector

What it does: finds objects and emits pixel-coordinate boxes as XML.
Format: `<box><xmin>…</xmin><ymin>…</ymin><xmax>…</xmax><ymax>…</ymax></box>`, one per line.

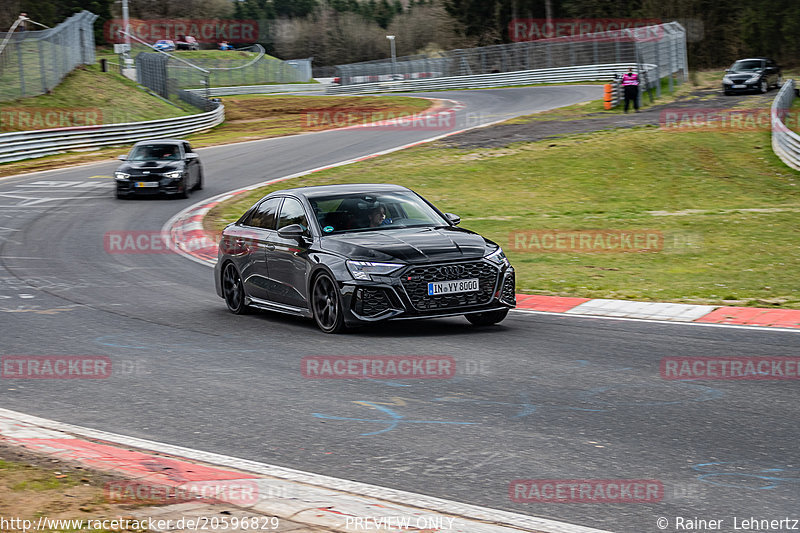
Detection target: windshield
<box><xmin>128</xmin><ymin>144</ymin><xmax>180</xmax><ymax>161</ymax></box>
<box><xmin>730</xmin><ymin>60</ymin><xmax>763</xmax><ymax>72</ymax></box>
<box><xmin>309</xmin><ymin>191</ymin><xmax>448</xmax><ymax>234</ymax></box>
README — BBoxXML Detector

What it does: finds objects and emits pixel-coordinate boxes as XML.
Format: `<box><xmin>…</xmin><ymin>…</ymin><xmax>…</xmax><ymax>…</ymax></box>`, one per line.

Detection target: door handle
<box><xmin>265</xmin><ymin>243</ymin><xmax>276</xmax><ymax>251</ymax></box>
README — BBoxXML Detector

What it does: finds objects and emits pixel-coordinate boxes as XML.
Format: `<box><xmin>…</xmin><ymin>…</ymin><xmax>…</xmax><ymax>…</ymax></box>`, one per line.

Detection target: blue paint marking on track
<box><xmin>313</xmin><ymin>402</ymin><xmax>478</xmax><ymax>436</ymax></box>
<box><xmin>692</xmin><ymin>462</ymin><xmax>800</xmax><ymax>490</ymax></box>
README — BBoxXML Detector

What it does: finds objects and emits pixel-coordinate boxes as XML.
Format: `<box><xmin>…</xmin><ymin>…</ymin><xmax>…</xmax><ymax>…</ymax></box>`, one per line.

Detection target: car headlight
<box><xmin>164</xmin><ymin>170</ymin><xmax>183</xmax><ymax>179</ymax></box>
<box><xmin>746</xmin><ymin>75</ymin><xmax>760</xmax><ymax>84</ymax></box>
<box><xmin>722</xmin><ymin>76</ymin><xmax>732</xmax><ymax>83</ymax></box>
<box><xmin>485</xmin><ymin>247</ymin><xmax>509</xmax><ymax>266</ymax></box>
<box><xmin>114</xmin><ymin>172</ymin><xmax>130</xmax><ymax>181</ymax></box>
<box><xmin>346</xmin><ymin>260</ymin><xmax>403</xmax><ymax>281</ymax></box>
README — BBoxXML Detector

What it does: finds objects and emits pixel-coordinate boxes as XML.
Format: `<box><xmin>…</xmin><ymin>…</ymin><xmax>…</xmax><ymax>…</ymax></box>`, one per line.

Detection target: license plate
<box><xmin>135</xmin><ymin>182</ymin><xmax>159</xmax><ymax>188</ymax></box>
<box><xmin>428</xmin><ymin>278</ymin><xmax>479</xmax><ymax>296</ymax></box>
<box><xmin>732</xmin><ymin>84</ymin><xmax>746</xmax><ymax>89</ymax></box>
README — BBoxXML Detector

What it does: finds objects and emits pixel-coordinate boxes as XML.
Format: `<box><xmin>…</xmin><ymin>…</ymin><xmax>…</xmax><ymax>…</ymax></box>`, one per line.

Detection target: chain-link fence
<box><xmin>163</xmin><ymin>45</ymin><xmax>311</xmax><ymax>89</ymax></box>
<box><xmin>334</xmin><ymin>22</ymin><xmax>687</xmax><ymax>89</ymax></box>
<box><xmin>0</xmin><ymin>11</ymin><xmax>98</xmax><ymax>102</ymax></box>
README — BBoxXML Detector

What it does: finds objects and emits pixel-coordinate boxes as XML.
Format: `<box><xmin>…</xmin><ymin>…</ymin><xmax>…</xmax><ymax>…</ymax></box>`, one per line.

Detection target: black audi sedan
<box><xmin>722</xmin><ymin>58</ymin><xmax>782</xmax><ymax>95</ymax></box>
<box><xmin>114</xmin><ymin>139</ymin><xmax>203</xmax><ymax>199</ymax></box>
<box><xmin>214</xmin><ymin>184</ymin><xmax>516</xmax><ymax>333</ymax></box>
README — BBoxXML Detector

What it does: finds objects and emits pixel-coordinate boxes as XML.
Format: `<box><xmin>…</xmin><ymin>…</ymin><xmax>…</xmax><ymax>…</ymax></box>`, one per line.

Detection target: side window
<box><xmin>277</xmin><ymin>197</ymin><xmax>310</xmax><ymax>234</ymax></box>
<box><xmin>248</xmin><ymin>197</ymin><xmax>281</xmax><ymax>229</ymax></box>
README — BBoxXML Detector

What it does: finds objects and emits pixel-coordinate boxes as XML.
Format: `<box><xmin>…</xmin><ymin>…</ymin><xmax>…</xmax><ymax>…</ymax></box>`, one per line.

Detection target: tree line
<box><xmin>4</xmin><ymin>0</ymin><xmax>799</xmax><ymax>68</ymax></box>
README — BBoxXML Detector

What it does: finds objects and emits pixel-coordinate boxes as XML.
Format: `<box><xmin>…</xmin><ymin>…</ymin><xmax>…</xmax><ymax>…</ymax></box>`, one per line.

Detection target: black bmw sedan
<box><xmin>214</xmin><ymin>184</ymin><xmax>516</xmax><ymax>333</ymax></box>
<box><xmin>114</xmin><ymin>139</ymin><xmax>203</xmax><ymax>199</ymax></box>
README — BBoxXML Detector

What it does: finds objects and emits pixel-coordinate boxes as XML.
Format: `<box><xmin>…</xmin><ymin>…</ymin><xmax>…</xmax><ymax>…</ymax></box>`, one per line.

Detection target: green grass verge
<box><xmin>0</xmin><ymin>63</ymin><xmax>198</xmax><ymax>131</ymax></box>
<box><xmin>206</xmin><ymin>106</ymin><xmax>800</xmax><ymax>309</ymax></box>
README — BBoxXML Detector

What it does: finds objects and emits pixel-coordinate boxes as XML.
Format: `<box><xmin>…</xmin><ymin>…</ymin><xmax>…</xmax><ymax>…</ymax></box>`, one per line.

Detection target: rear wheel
<box><xmin>759</xmin><ymin>80</ymin><xmax>768</xmax><ymax>94</ymax></box>
<box><xmin>222</xmin><ymin>263</ymin><xmax>249</xmax><ymax>314</ymax></box>
<box><xmin>311</xmin><ymin>273</ymin><xmax>345</xmax><ymax>333</ymax></box>
<box><xmin>466</xmin><ymin>308</ymin><xmax>509</xmax><ymax>326</ymax></box>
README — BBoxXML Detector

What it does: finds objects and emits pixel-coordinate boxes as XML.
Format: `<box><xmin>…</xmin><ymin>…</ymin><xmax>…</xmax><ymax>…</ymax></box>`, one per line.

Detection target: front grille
<box><xmin>501</xmin><ymin>272</ymin><xmax>516</xmax><ymax>306</ymax></box>
<box><xmin>401</xmin><ymin>261</ymin><xmax>498</xmax><ymax>311</ymax></box>
<box><xmin>354</xmin><ymin>287</ymin><xmax>393</xmax><ymax>317</ymax></box>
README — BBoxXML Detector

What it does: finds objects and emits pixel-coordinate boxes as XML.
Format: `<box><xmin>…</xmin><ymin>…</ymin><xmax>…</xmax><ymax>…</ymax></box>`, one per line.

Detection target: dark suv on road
<box><xmin>722</xmin><ymin>58</ymin><xmax>782</xmax><ymax>95</ymax></box>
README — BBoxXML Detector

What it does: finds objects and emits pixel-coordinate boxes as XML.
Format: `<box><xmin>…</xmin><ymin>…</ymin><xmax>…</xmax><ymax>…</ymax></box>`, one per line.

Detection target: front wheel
<box><xmin>311</xmin><ymin>273</ymin><xmax>345</xmax><ymax>333</ymax></box>
<box><xmin>194</xmin><ymin>170</ymin><xmax>203</xmax><ymax>191</ymax></box>
<box><xmin>466</xmin><ymin>308</ymin><xmax>509</xmax><ymax>326</ymax></box>
<box><xmin>222</xmin><ymin>263</ymin><xmax>249</xmax><ymax>314</ymax></box>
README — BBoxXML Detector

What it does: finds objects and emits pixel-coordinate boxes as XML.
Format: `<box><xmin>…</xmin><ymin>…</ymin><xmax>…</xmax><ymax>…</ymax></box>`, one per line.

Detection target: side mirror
<box><xmin>277</xmin><ymin>223</ymin><xmax>306</xmax><ymax>239</ymax></box>
<box><xmin>445</xmin><ymin>213</ymin><xmax>461</xmax><ymax>225</ymax></box>
<box><xmin>117</xmin><ymin>155</ymin><xmax>127</xmax><ymax>161</ymax></box>
<box><xmin>185</xmin><ymin>152</ymin><xmax>198</xmax><ymax>160</ymax></box>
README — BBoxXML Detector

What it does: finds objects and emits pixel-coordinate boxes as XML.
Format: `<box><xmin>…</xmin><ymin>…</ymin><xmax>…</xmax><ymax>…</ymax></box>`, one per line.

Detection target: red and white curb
<box><xmin>0</xmin><ymin>408</ymin><xmax>610</xmax><ymax>533</ymax></box>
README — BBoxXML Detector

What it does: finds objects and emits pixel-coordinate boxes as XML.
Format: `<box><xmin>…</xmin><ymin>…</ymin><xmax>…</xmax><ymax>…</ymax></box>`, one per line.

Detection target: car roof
<box><xmin>131</xmin><ymin>139</ymin><xmax>185</xmax><ymax>146</ymax></box>
<box><xmin>270</xmin><ymin>183</ymin><xmax>413</xmax><ymax>198</ymax></box>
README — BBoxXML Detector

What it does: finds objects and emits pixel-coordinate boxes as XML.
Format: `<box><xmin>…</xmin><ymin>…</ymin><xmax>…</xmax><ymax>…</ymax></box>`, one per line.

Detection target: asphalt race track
<box><xmin>1</xmin><ymin>85</ymin><xmax>799</xmax><ymax>532</ymax></box>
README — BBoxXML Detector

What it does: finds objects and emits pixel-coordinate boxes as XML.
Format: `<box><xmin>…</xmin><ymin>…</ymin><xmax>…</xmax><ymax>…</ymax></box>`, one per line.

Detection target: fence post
<box><xmin>16</xmin><ymin>42</ymin><xmax>26</xmax><ymax>97</ymax></box>
<box><xmin>37</xmin><ymin>39</ymin><xmax>48</xmax><ymax>93</ymax></box>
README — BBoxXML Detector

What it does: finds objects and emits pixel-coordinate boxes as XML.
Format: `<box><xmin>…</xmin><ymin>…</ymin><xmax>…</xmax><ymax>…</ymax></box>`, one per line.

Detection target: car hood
<box><xmin>726</xmin><ymin>71</ymin><xmax>761</xmax><ymax>80</ymax></box>
<box><xmin>320</xmin><ymin>226</ymin><xmax>490</xmax><ymax>263</ymax></box>
<box><xmin>117</xmin><ymin>160</ymin><xmax>184</xmax><ymax>175</ymax></box>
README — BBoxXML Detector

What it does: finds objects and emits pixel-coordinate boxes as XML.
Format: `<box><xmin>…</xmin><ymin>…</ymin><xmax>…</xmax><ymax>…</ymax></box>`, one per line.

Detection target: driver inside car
<box><xmin>368</xmin><ymin>204</ymin><xmax>392</xmax><ymax>227</ymax></box>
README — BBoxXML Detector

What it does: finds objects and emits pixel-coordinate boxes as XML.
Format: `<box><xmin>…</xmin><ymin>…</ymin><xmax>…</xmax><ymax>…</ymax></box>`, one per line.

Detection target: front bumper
<box><xmin>337</xmin><ymin>260</ymin><xmax>516</xmax><ymax>326</ymax></box>
<box><xmin>723</xmin><ymin>81</ymin><xmax>761</xmax><ymax>93</ymax></box>
<box><xmin>116</xmin><ymin>177</ymin><xmax>186</xmax><ymax>196</ymax></box>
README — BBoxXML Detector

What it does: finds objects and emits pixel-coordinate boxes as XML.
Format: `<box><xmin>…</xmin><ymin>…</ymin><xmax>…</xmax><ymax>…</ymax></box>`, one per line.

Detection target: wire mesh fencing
<box><xmin>333</xmin><ymin>22</ymin><xmax>687</xmax><ymax>91</ymax></box>
<box><xmin>0</xmin><ymin>11</ymin><xmax>98</xmax><ymax>102</ymax></box>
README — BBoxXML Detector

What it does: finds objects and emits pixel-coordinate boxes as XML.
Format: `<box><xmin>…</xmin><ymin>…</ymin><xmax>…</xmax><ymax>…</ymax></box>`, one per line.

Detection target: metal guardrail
<box><xmin>772</xmin><ymin>79</ymin><xmax>800</xmax><ymax>172</ymax></box>
<box><xmin>0</xmin><ymin>103</ymin><xmax>224</xmax><ymax>164</ymax></box>
<box><xmin>326</xmin><ymin>63</ymin><xmax>644</xmax><ymax>95</ymax></box>
<box><xmin>188</xmin><ymin>83</ymin><xmax>323</xmax><ymax>97</ymax></box>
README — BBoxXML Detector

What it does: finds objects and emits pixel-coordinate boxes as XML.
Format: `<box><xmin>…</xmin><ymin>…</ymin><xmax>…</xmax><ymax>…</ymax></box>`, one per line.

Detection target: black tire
<box><xmin>178</xmin><ymin>178</ymin><xmax>190</xmax><ymax>199</ymax></box>
<box><xmin>194</xmin><ymin>170</ymin><xmax>203</xmax><ymax>191</ymax></box>
<box><xmin>723</xmin><ymin>90</ymin><xmax>732</xmax><ymax>96</ymax></box>
<box><xmin>759</xmin><ymin>80</ymin><xmax>768</xmax><ymax>94</ymax></box>
<box><xmin>222</xmin><ymin>263</ymin><xmax>249</xmax><ymax>314</ymax></box>
<box><xmin>311</xmin><ymin>273</ymin><xmax>346</xmax><ymax>333</ymax></box>
<box><xmin>466</xmin><ymin>308</ymin><xmax>509</xmax><ymax>326</ymax></box>
<box><xmin>115</xmin><ymin>190</ymin><xmax>125</xmax><ymax>199</ymax></box>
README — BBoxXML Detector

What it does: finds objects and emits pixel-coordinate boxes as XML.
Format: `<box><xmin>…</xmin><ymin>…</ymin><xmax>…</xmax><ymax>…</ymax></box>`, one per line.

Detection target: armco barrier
<box><xmin>187</xmin><ymin>84</ymin><xmax>322</xmax><ymax>97</ymax></box>
<box><xmin>325</xmin><ymin>63</ymin><xmax>644</xmax><ymax>95</ymax></box>
<box><xmin>0</xmin><ymin>103</ymin><xmax>224</xmax><ymax>164</ymax></box>
<box><xmin>771</xmin><ymin>79</ymin><xmax>800</xmax><ymax>172</ymax></box>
